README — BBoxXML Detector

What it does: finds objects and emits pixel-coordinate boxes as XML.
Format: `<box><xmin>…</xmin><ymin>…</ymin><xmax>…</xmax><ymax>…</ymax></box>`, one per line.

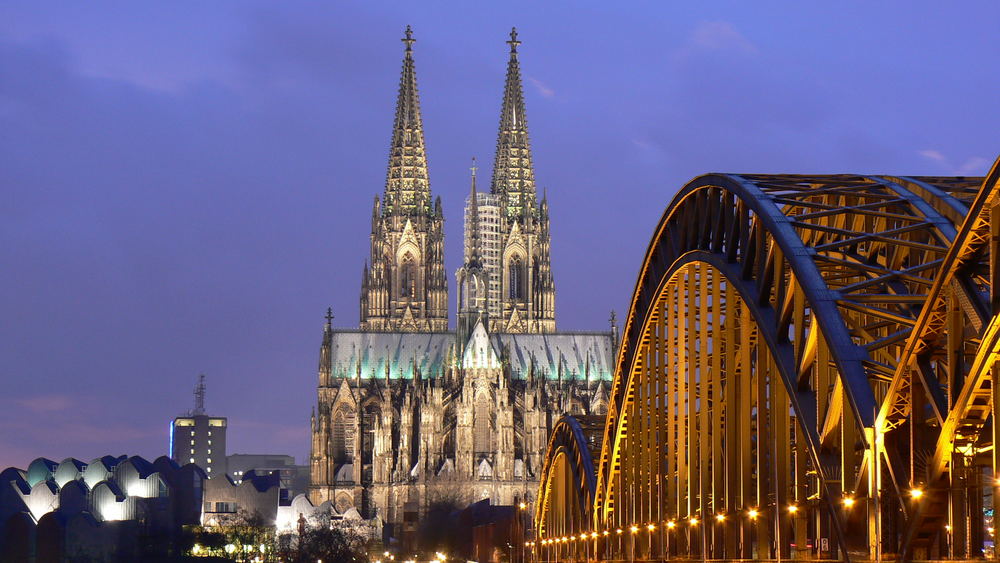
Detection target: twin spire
<box><xmin>382</xmin><ymin>26</ymin><xmax>536</xmax><ymax>220</ymax></box>
<box><xmin>382</xmin><ymin>25</ymin><xmax>431</xmax><ymax>217</ymax></box>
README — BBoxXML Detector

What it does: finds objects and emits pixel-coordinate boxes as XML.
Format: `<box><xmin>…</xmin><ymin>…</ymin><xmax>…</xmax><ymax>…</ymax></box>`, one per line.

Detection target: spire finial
<box><xmin>402</xmin><ymin>25</ymin><xmax>416</xmax><ymax>54</ymax></box>
<box><xmin>470</xmin><ymin>156</ymin><xmax>478</xmax><ymax>179</ymax></box>
<box><xmin>325</xmin><ymin>307</ymin><xmax>334</xmax><ymax>326</ymax></box>
<box><xmin>507</xmin><ymin>27</ymin><xmax>520</xmax><ymax>53</ymax></box>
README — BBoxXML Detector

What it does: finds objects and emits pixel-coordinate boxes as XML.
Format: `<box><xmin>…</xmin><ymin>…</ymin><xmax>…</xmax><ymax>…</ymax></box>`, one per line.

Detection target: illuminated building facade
<box><xmin>170</xmin><ymin>375</ymin><xmax>228</xmax><ymax>478</ymax></box>
<box><xmin>0</xmin><ymin>455</ymin><xmax>205</xmax><ymax>560</ymax></box>
<box><xmin>310</xmin><ymin>28</ymin><xmax>614</xmax><ymax>542</ymax></box>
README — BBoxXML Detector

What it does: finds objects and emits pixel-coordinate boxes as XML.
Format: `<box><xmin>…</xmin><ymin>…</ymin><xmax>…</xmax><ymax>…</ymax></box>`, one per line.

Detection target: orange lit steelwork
<box><xmin>534</xmin><ymin>157</ymin><xmax>1000</xmax><ymax>561</ymax></box>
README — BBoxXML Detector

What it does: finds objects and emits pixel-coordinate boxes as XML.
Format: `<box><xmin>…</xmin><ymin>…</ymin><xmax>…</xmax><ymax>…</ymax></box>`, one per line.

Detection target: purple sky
<box><xmin>2</xmin><ymin>2</ymin><xmax>998</xmax><ymax>470</ymax></box>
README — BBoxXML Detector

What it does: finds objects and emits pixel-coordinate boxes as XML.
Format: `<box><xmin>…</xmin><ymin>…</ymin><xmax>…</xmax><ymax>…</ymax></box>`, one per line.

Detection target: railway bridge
<box><xmin>533</xmin><ymin>156</ymin><xmax>1000</xmax><ymax>561</ymax></box>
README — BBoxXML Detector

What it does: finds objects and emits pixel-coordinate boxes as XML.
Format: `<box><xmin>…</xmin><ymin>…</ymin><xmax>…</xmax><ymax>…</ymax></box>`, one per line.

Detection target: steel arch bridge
<box><xmin>534</xmin><ymin>156</ymin><xmax>1000</xmax><ymax>562</ymax></box>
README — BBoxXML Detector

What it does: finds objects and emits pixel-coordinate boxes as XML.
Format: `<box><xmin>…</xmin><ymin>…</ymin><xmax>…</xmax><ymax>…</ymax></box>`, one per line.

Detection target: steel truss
<box><xmin>533</xmin><ymin>157</ymin><xmax>1000</xmax><ymax>561</ymax></box>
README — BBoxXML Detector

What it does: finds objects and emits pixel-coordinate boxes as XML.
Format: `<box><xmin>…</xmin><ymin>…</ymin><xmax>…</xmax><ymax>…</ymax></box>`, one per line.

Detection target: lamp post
<box><xmin>630</xmin><ymin>525</ymin><xmax>639</xmax><ymax>563</ymax></box>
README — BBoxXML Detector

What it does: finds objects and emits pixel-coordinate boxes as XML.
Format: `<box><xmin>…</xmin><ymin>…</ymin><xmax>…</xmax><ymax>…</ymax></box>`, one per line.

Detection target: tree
<box><xmin>276</xmin><ymin>512</ymin><xmax>369</xmax><ymax>563</ymax></box>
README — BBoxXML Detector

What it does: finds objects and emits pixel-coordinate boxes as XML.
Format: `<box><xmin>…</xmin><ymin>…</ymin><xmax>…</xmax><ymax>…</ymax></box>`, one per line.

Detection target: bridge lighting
<box><xmin>666</xmin><ymin>520</ymin><xmax>676</xmax><ymax>529</ymax></box>
<box><xmin>591</xmin><ymin>531</ymin><xmax>599</xmax><ymax>539</ymax></box>
<box><xmin>630</xmin><ymin>525</ymin><xmax>639</xmax><ymax>534</ymax></box>
<box><xmin>689</xmin><ymin>517</ymin><xmax>699</xmax><ymax>526</ymax></box>
<box><xmin>910</xmin><ymin>487</ymin><xmax>924</xmax><ymax>499</ymax></box>
<box><xmin>788</xmin><ymin>504</ymin><xmax>799</xmax><ymax>514</ymax></box>
<box><xmin>616</xmin><ymin>528</ymin><xmax>623</xmax><ymax>535</ymax></box>
<box><xmin>647</xmin><ymin>523</ymin><xmax>655</xmax><ymax>531</ymax></box>
<box><xmin>715</xmin><ymin>514</ymin><xmax>726</xmax><ymax>522</ymax></box>
<box><xmin>747</xmin><ymin>508</ymin><xmax>759</xmax><ymax>520</ymax></box>
<box><xmin>843</xmin><ymin>496</ymin><xmax>856</xmax><ymax>508</ymax></box>
<box><xmin>602</xmin><ymin>530</ymin><xmax>609</xmax><ymax>536</ymax></box>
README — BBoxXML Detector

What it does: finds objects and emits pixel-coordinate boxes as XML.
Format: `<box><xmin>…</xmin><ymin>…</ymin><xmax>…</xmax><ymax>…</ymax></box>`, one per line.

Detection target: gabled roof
<box><xmin>492</xmin><ymin>332</ymin><xmax>615</xmax><ymax>381</ymax></box>
<box><xmin>328</xmin><ymin>330</ymin><xmax>454</xmax><ymax>379</ymax></box>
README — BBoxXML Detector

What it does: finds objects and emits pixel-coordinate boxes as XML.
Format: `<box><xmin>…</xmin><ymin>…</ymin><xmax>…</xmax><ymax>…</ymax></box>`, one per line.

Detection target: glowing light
<box><xmin>666</xmin><ymin>520</ymin><xmax>676</xmax><ymax>529</ymax></box>
<box><xmin>989</xmin><ymin>527</ymin><xmax>995</xmax><ymax>535</ymax></box>
<box><xmin>689</xmin><ymin>517</ymin><xmax>699</xmax><ymax>526</ymax></box>
<box><xmin>910</xmin><ymin>488</ymin><xmax>924</xmax><ymax>499</ymax></box>
<box><xmin>590</xmin><ymin>531</ymin><xmax>598</xmax><ymax>539</ymax></box>
<box><xmin>602</xmin><ymin>530</ymin><xmax>609</xmax><ymax>536</ymax></box>
<box><xmin>647</xmin><ymin>523</ymin><xmax>655</xmax><ymax>531</ymax></box>
<box><xmin>788</xmin><ymin>504</ymin><xmax>799</xmax><ymax>514</ymax></box>
<box><xmin>192</xmin><ymin>544</ymin><xmax>201</xmax><ymax>554</ymax></box>
<box><xmin>747</xmin><ymin>508</ymin><xmax>759</xmax><ymax>520</ymax></box>
<box><xmin>519</xmin><ymin>502</ymin><xmax>527</xmax><ymax>510</ymax></box>
<box><xmin>715</xmin><ymin>514</ymin><xmax>725</xmax><ymax>522</ymax></box>
<box><xmin>945</xmin><ymin>524</ymin><xmax>952</xmax><ymax>532</ymax></box>
<box><xmin>225</xmin><ymin>544</ymin><xmax>236</xmax><ymax>554</ymax></box>
<box><xmin>616</xmin><ymin>528</ymin><xmax>623</xmax><ymax>535</ymax></box>
<box><xmin>843</xmin><ymin>496</ymin><xmax>856</xmax><ymax>508</ymax></box>
<box><xmin>630</xmin><ymin>525</ymin><xmax>639</xmax><ymax>534</ymax></box>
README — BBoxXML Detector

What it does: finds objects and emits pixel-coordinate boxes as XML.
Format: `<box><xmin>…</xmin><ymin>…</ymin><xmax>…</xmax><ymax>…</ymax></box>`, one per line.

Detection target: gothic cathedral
<box><xmin>310</xmin><ymin>28</ymin><xmax>614</xmax><ymax>547</ymax></box>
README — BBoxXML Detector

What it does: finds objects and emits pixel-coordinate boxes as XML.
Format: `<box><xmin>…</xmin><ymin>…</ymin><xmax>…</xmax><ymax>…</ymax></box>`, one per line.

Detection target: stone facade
<box><xmin>310</xmin><ymin>28</ymin><xmax>615</xmax><ymax>542</ymax></box>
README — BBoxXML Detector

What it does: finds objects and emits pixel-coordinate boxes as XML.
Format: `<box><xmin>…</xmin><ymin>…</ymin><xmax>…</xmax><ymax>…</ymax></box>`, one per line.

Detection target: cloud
<box><xmin>956</xmin><ymin>156</ymin><xmax>991</xmax><ymax>176</ymax></box>
<box><xmin>527</xmin><ymin>76</ymin><xmax>555</xmax><ymax>98</ymax></box>
<box><xmin>672</xmin><ymin>21</ymin><xmax>758</xmax><ymax>62</ymax></box>
<box><xmin>919</xmin><ymin>149</ymin><xmax>946</xmax><ymax>162</ymax></box>
<box><xmin>16</xmin><ymin>395</ymin><xmax>73</xmax><ymax>413</ymax></box>
<box><xmin>919</xmin><ymin>149</ymin><xmax>991</xmax><ymax>175</ymax></box>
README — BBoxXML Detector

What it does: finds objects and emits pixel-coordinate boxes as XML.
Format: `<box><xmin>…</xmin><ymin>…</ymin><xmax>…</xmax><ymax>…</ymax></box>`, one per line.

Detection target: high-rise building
<box><xmin>170</xmin><ymin>375</ymin><xmax>228</xmax><ymax>478</ymax></box>
<box><xmin>310</xmin><ymin>28</ymin><xmax>614</xmax><ymax>549</ymax></box>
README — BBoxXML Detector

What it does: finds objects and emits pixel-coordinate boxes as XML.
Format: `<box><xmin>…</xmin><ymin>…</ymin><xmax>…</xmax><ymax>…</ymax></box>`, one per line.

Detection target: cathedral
<box><xmin>309</xmin><ymin>27</ymin><xmax>615</xmax><ymax>543</ymax></box>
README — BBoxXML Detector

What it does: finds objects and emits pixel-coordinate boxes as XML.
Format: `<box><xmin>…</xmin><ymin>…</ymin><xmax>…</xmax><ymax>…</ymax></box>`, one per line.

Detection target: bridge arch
<box><xmin>535</xmin><ymin>161</ymin><xmax>1000</xmax><ymax>561</ymax></box>
<box><xmin>535</xmin><ymin>415</ymin><xmax>602</xmax><ymax>559</ymax></box>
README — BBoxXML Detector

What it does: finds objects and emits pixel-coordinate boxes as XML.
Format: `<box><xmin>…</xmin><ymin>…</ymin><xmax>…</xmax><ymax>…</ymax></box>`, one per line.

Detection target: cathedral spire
<box><xmin>383</xmin><ymin>25</ymin><xmax>431</xmax><ymax>217</ymax></box>
<box><xmin>490</xmin><ymin>27</ymin><xmax>536</xmax><ymax>220</ymax></box>
<box><xmin>467</xmin><ymin>157</ymin><xmax>482</xmax><ymax>264</ymax></box>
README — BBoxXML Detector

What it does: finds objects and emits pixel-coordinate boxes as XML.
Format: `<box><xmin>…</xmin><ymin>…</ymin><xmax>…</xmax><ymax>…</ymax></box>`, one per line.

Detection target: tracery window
<box><xmin>509</xmin><ymin>255</ymin><xmax>525</xmax><ymax>300</ymax></box>
<box><xmin>361</xmin><ymin>404</ymin><xmax>380</xmax><ymax>466</ymax></box>
<box><xmin>474</xmin><ymin>395</ymin><xmax>493</xmax><ymax>456</ymax></box>
<box><xmin>331</xmin><ymin>408</ymin><xmax>354</xmax><ymax>464</ymax></box>
<box><xmin>400</xmin><ymin>253</ymin><xmax>416</xmax><ymax>298</ymax></box>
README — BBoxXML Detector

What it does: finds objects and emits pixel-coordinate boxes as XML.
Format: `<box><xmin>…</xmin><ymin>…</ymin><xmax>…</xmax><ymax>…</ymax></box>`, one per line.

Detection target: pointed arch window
<box><xmin>400</xmin><ymin>253</ymin><xmax>416</xmax><ymax>298</ymax></box>
<box><xmin>361</xmin><ymin>404</ymin><xmax>380</xmax><ymax>468</ymax></box>
<box><xmin>509</xmin><ymin>255</ymin><xmax>525</xmax><ymax>300</ymax></box>
<box><xmin>332</xmin><ymin>409</ymin><xmax>351</xmax><ymax>463</ymax></box>
<box><xmin>474</xmin><ymin>395</ymin><xmax>493</xmax><ymax>456</ymax></box>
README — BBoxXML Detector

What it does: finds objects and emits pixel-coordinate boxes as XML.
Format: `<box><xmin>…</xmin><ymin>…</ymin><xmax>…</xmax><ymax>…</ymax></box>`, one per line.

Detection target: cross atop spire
<box><xmin>402</xmin><ymin>25</ymin><xmax>415</xmax><ymax>55</ymax></box>
<box><xmin>491</xmin><ymin>27</ymin><xmax>536</xmax><ymax>220</ymax></box>
<box><xmin>325</xmin><ymin>307</ymin><xmax>334</xmax><ymax>326</ymax></box>
<box><xmin>507</xmin><ymin>27</ymin><xmax>521</xmax><ymax>54</ymax></box>
<box><xmin>382</xmin><ymin>25</ymin><xmax>432</xmax><ymax>216</ymax></box>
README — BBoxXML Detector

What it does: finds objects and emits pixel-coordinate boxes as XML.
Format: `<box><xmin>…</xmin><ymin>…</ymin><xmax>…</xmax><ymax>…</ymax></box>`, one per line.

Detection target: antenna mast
<box><xmin>193</xmin><ymin>374</ymin><xmax>206</xmax><ymax>415</ymax></box>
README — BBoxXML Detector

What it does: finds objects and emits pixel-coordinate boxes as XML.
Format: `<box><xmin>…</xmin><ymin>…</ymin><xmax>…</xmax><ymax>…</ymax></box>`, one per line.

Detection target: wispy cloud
<box><xmin>16</xmin><ymin>395</ymin><xmax>73</xmax><ymax>413</ymax></box>
<box><xmin>527</xmin><ymin>76</ymin><xmax>555</xmax><ymax>98</ymax></box>
<box><xmin>918</xmin><ymin>149</ymin><xmax>946</xmax><ymax>162</ymax></box>
<box><xmin>919</xmin><ymin>149</ymin><xmax>991</xmax><ymax>175</ymax></box>
<box><xmin>672</xmin><ymin>21</ymin><xmax>758</xmax><ymax>63</ymax></box>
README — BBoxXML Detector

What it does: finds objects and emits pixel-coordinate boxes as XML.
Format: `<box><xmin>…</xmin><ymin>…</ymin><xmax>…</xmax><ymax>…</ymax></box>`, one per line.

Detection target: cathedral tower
<box><xmin>361</xmin><ymin>26</ymin><xmax>448</xmax><ymax>332</ymax></box>
<box><xmin>488</xmin><ymin>28</ymin><xmax>555</xmax><ymax>333</ymax></box>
